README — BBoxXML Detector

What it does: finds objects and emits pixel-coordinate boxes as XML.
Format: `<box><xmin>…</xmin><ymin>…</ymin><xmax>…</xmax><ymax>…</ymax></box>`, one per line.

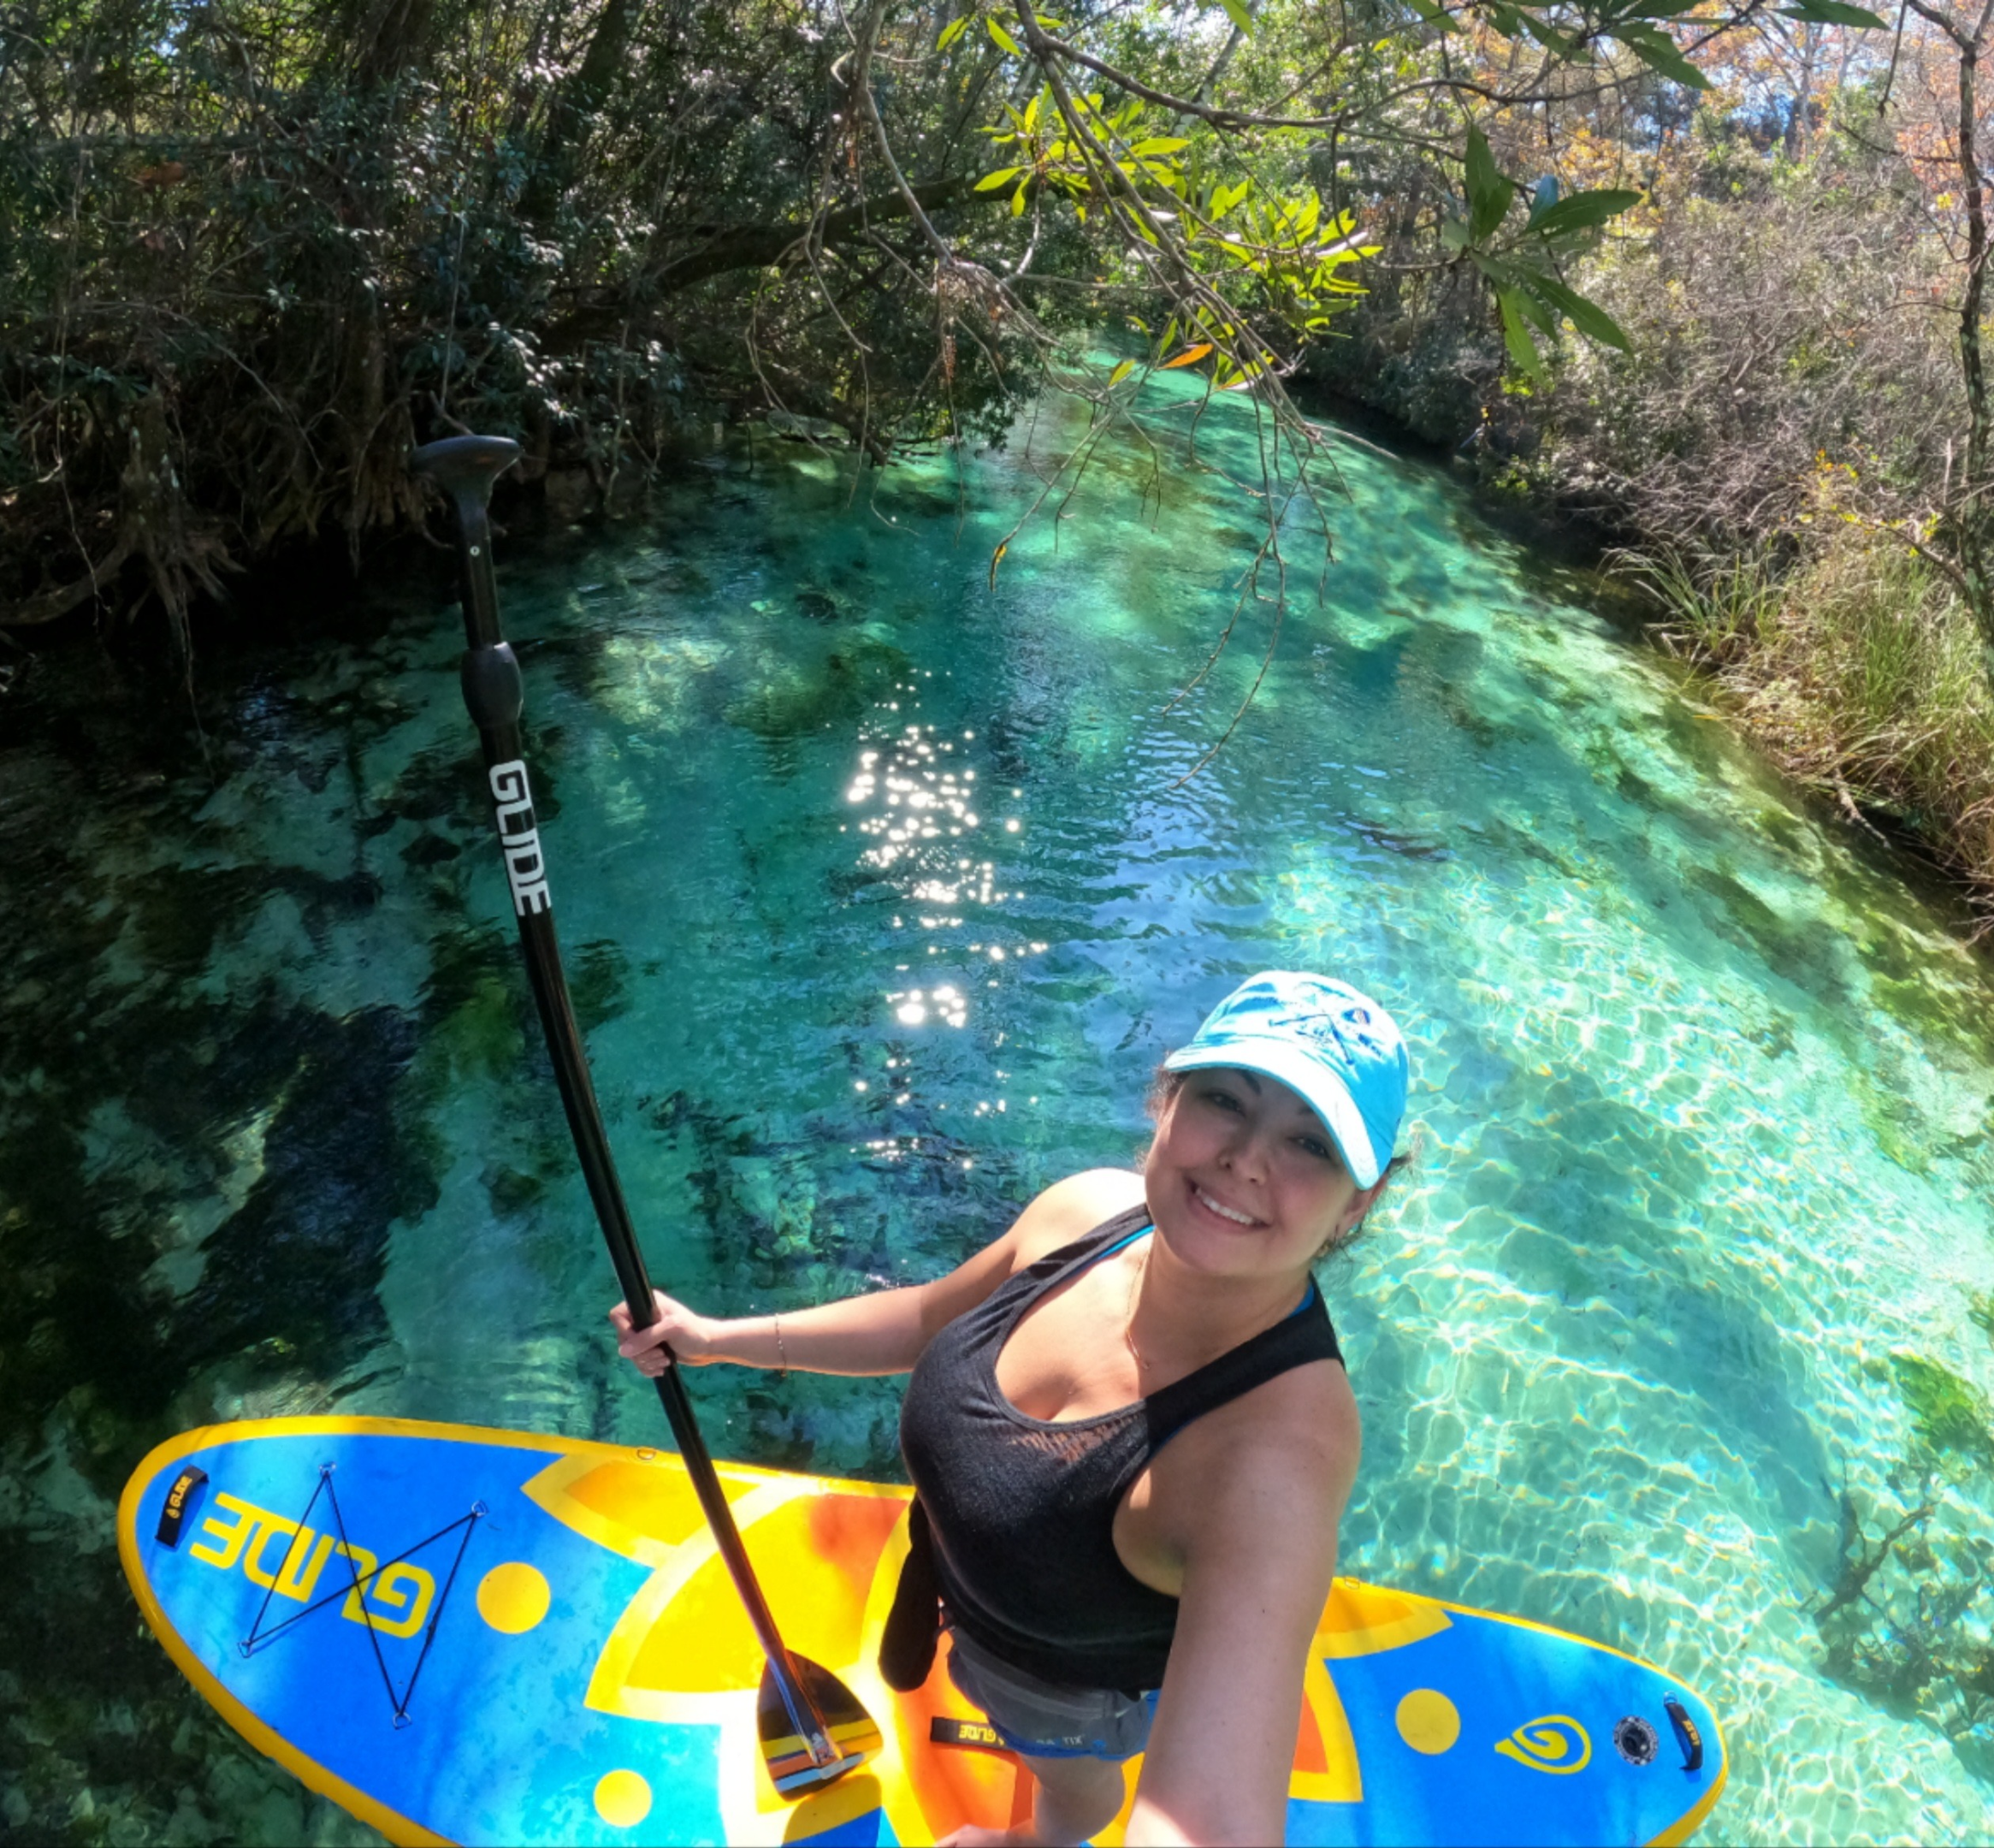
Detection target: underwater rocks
<box><xmin>644</xmin><ymin>1085</ymin><xmax>1028</xmax><ymax>1300</ymax></box>
<box><xmin>177</xmin><ymin>1003</ymin><xmax>435</xmax><ymax>1377</ymax></box>
<box><xmin>0</xmin><ymin>983</ymin><xmax>433</xmax><ymax>1477</ymax></box>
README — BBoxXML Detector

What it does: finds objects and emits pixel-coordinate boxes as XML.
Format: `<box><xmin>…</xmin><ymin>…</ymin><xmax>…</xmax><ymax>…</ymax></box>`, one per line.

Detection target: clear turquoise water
<box><xmin>4</xmin><ymin>379</ymin><xmax>1994</xmax><ymax>1842</ymax></box>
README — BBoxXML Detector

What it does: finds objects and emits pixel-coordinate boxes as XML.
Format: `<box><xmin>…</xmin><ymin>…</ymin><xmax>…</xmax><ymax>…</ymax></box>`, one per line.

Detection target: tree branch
<box><xmin>651</xmin><ymin>175</ymin><xmax>980</xmax><ymax>294</ymax></box>
<box><xmin>0</xmin><ymin>539</ymin><xmax>133</xmax><ymax>627</ymax></box>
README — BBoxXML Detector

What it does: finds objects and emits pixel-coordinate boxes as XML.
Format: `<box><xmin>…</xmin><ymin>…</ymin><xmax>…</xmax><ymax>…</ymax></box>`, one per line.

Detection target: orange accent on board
<box><xmin>1296</xmin><ymin>1691</ymin><xmax>1328</xmax><ymax>1774</ymax></box>
<box><xmin>1008</xmin><ymin>1761</ymin><xmax>1035</xmax><ymax>1829</ymax></box>
<box><xmin>887</xmin><ymin>1631</ymin><xmax>1024</xmax><ymax>1839</ymax></box>
<box><xmin>624</xmin><ymin>1495</ymin><xmax>904</xmax><ymax>1697</ymax></box>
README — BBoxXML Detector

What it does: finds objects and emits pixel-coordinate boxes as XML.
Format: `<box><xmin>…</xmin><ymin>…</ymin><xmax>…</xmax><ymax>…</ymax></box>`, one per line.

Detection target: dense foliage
<box><xmin>3</xmin><ymin>0</ymin><xmax>1776</xmax><ymax>652</ymax></box>
<box><xmin>13</xmin><ymin>0</ymin><xmax>1992</xmax><ymax>891</ymax></box>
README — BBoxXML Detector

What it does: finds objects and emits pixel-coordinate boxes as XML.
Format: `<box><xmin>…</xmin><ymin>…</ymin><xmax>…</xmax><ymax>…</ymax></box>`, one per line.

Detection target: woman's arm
<box><xmin>1126</xmin><ymin>1387</ymin><xmax>1359</xmax><ymax>1846</ymax></box>
<box><xmin>609</xmin><ymin>1166</ymin><xmax>1144</xmax><ymax>1378</ymax></box>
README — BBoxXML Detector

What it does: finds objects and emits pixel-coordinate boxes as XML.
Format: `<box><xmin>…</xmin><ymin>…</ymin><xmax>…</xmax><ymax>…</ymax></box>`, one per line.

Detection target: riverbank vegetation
<box><xmin>10</xmin><ymin>0</ymin><xmax>1994</xmax><ymax>918</ymax></box>
<box><xmin>1307</xmin><ymin>4</ymin><xmax>1994</xmax><ymax>917</ymax></box>
<box><xmin>0</xmin><ymin>0</ymin><xmax>1803</xmax><ymax>631</ymax></box>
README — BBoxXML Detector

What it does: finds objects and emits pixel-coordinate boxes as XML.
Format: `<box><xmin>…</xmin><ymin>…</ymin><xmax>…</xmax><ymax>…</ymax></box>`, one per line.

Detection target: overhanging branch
<box><xmin>652</xmin><ymin>175</ymin><xmax>981</xmax><ymax>295</ymax></box>
<box><xmin>540</xmin><ymin>174</ymin><xmax>987</xmax><ymax>352</ymax></box>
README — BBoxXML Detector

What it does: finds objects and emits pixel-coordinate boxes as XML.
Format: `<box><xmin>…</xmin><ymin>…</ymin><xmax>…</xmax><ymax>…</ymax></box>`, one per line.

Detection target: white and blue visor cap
<box><xmin>1162</xmin><ymin>971</ymin><xmax>1410</xmax><ymax>1188</ymax></box>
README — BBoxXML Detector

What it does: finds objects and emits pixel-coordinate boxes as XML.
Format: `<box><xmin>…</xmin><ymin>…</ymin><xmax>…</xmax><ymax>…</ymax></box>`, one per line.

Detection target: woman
<box><xmin>611</xmin><ymin>970</ymin><xmax>1410</xmax><ymax>1846</ymax></box>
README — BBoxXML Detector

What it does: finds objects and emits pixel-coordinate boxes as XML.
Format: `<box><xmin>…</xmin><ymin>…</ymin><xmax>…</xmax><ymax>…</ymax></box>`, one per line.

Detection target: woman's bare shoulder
<box><xmin>1006</xmin><ymin>1167</ymin><xmax>1148</xmax><ymax>1266</ymax></box>
<box><xmin>1160</xmin><ymin>1352</ymin><xmax>1361</xmax><ymax>1533</ymax></box>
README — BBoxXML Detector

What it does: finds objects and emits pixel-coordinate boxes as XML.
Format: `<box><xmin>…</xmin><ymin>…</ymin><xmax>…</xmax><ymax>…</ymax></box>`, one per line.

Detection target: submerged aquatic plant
<box><xmin>1814</xmin><ymin>1487</ymin><xmax>1994</xmax><ymax>1768</ymax></box>
<box><xmin>1810</xmin><ymin>1353</ymin><xmax>1994</xmax><ymax>1768</ymax></box>
<box><xmin>1892</xmin><ymin>1353</ymin><xmax>1994</xmax><ymax>1471</ymax></box>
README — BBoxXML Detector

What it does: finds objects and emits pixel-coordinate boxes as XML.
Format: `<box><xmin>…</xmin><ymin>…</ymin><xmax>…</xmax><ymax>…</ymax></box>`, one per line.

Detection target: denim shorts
<box><xmin>944</xmin><ymin>1625</ymin><xmax>1158</xmax><ymax>1762</ymax></box>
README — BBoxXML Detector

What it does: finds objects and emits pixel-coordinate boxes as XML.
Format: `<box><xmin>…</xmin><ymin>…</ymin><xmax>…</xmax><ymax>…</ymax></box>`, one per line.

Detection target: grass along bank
<box><xmin>1617</xmin><ymin>520</ymin><xmax>1994</xmax><ymax>927</ymax></box>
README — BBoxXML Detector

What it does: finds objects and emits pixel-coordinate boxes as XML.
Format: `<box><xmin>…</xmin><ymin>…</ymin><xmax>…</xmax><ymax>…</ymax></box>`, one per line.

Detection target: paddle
<box><xmin>411</xmin><ymin>434</ymin><xmax>881</xmax><ymax>1798</ymax></box>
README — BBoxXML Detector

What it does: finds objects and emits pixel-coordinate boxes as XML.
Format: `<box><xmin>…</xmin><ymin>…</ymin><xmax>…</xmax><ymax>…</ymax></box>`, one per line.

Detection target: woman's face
<box><xmin>1143</xmin><ymin>1067</ymin><xmax>1379</xmax><ymax>1281</ymax></box>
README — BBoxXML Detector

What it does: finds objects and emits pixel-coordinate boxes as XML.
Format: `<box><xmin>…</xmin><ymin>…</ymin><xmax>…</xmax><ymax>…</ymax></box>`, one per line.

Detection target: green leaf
<box><xmin>1639</xmin><ymin>42</ymin><xmax>1711</xmax><ymax>87</ymax></box>
<box><xmin>1525</xmin><ymin>271</ymin><xmax>1631</xmax><ymax>350</ymax></box>
<box><xmin>988</xmin><ymin>15</ymin><xmax>1022</xmax><ymax>53</ymax></box>
<box><xmin>1216</xmin><ymin>0</ymin><xmax>1253</xmax><ymax>31</ymax></box>
<box><xmin>1497</xmin><ymin>289</ymin><xmax>1546</xmax><ymax>384</ymax></box>
<box><xmin>1108</xmin><ymin>358</ymin><xmax>1135</xmax><ymax>384</ymax></box>
<box><xmin>1440</xmin><ymin>215</ymin><xmax>1470</xmax><ymax>252</ymax></box>
<box><xmin>1617</xmin><ymin>26</ymin><xmax>1710</xmax><ymax>88</ymax></box>
<box><xmin>1011</xmin><ymin>180</ymin><xmax>1028</xmax><ymax>215</ymax></box>
<box><xmin>1512</xmin><ymin>286</ymin><xmax>1556</xmax><ymax>335</ymax></box>
<box><xmin>1464</xmin><ymin>128</ymin><xmax>1514</xmax><ymax>242</ymax></box>
<box><xmin>975</xmin><ymin>167</ymin><xmax>1023</xmax><ymax>190</ymax></box>
<box><xmin>937</xmin><ymin>15</ymin><xmax>969</xmax><ymax>48</ymax></box>
<box><xmin>1778</xmin><ymin>0</ymin><xmax>1888</xmax><ymax>24</ymax></box>
<box><xmin>1130</xmin><ymin>137</ymin><xmax>1189</xmax><ymax>156</ymax></box>
<box><xmin>1528</xmin><ymin>188</ymin><xmax>1642</xmax><ymax>236</ymax></box>
<box><xmin>1518</xmin><ymin>14</ymin><xmax>1579</xmax><ymax>54</ymax></box>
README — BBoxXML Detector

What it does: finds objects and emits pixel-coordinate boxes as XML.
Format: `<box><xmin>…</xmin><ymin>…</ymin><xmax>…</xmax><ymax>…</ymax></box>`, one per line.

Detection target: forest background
<box><xmin>7</xmin><ymin>0</ymin><xmax>1994</xmax><ymax>922</ymax></box>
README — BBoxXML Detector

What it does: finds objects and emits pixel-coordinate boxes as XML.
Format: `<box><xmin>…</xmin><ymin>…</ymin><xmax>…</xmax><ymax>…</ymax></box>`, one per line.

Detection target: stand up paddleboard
<box><xmin>121</xmin><ymin>1416</ymin><xmax>1726</xmax><ymax>1846</ymax></box>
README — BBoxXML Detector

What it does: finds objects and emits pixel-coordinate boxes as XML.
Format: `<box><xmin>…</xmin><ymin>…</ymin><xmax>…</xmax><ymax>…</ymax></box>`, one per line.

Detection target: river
<box><xmin>3</xmin><ymin>377</ymin><xmax>1993</xmax><ymax>1843</ymax></box>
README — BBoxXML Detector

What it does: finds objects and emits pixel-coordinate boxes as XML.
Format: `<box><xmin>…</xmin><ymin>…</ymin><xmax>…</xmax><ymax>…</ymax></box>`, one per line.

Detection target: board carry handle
<box><xmin>411</xmin><ymin>435</ymin><xmax>877</xmax><ymax>1797</ymax></box>
<box><xmin>1662</xmin><ymin>1697</ymin><xmax>1704</xmax><ymax>1773</ymax></box>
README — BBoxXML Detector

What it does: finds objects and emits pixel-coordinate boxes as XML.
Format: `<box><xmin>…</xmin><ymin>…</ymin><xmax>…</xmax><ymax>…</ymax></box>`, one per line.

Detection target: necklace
<box><xmin>1122</xmin><ymin>1246</ymin><xmax>1150</xmax><ymax>1378</ymax></box>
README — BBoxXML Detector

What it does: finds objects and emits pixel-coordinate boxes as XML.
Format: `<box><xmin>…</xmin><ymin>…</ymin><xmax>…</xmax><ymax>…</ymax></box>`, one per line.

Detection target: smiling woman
<box><xmin>612</xmin><ymin>970</ymin><xmax>1410</xmax><ymax>1846</ymax></box>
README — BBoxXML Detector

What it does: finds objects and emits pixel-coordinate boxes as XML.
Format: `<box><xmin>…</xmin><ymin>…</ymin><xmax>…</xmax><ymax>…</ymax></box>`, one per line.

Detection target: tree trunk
<box><xmin>1907</xmin><ymin>0</ymin><xmax>1994</xmax><ymax>650</ymax></box>
<box><xmin>340</xmin><ymin>0</ymin><xmax>437</xmax><ymax>89</ymax></box>
<box><xmin>524</xmin><ymin>0</ymin><xmax>642</xmax><ymax>222</ymax></box>
<box><xmin>1950</xmin><ymin>7</ymin><xmax>1994</xmax><ymax>646</ymax></box>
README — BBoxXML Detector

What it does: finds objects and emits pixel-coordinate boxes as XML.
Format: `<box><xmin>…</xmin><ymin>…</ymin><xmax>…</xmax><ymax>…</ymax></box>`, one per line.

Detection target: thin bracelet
<box><xmin>773</xmin><ymin>1312</ymin><xmax>788</xmax><ymax>1378</ymax></box>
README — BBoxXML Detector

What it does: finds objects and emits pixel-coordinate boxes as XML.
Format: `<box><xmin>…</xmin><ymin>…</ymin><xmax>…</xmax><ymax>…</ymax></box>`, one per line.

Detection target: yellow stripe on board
<box><xmin>116</xmin><ymin>1426</ymin><xmax>450</xmax><ymax>1848</ymax></box>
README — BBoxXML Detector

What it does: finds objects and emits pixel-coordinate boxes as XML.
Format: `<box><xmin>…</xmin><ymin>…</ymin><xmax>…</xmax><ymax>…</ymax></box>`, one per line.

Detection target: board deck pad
<box><xmin>119</xmin><ymin>1419</ymin><xmax>1726</xmax><ymax>1845</ymax></box>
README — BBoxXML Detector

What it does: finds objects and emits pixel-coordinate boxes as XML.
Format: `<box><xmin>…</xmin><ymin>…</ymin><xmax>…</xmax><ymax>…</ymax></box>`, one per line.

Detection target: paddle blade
<box><xmin>758</xmin><ymin>1655</ymin><xmax>883</xmax><ymax>1798</ymax></box>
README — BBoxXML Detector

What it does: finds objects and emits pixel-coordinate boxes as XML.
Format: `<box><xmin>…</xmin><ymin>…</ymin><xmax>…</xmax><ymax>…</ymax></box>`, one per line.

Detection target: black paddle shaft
<box><xmin>411</xmin><ymin>435</ymin><xmax>837</xmax><ymax>1766</ymax></box>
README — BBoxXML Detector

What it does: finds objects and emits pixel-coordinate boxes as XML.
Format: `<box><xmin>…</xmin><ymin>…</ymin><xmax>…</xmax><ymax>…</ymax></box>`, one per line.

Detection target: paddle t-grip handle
<box><xmin>410</xmin><ymin>435</ymin><xmax>843</xmax><ymax>1774</ymax></box>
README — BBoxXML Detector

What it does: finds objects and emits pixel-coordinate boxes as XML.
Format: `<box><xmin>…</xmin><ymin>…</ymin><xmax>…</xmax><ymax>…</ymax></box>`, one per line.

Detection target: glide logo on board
<box><xmin>186</xmin><ymin>1490</ymin><xmax>436</xmax><ymax>1639</ymax></box>
<box><xmin>489</xmin><ymin>761</ymin><xmax>552</xmax><ymax>916</ymax></box>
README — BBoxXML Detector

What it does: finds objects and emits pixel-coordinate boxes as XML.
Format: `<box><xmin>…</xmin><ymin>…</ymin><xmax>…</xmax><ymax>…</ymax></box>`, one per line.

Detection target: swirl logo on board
<box><xmin>1494</xmin><ymin>1715</ymin><xmax>1591</xmax><ymax>1774</ymax></box>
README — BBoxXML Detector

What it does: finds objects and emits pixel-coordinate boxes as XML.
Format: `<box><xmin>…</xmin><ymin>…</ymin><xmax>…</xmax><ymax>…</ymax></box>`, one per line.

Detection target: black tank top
<box><xmin>898</xmin><ymin>1205</ymin><xmax>1345</xmax><ymax>1693</ymax></box>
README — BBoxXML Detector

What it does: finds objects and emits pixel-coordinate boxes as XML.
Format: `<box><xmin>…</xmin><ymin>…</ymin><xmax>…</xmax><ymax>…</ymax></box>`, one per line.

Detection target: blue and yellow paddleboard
<box><xmin>119</xmin><ymin>1419</ymin><xmax>1725</xmax><ymax>1845</ymax></box>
